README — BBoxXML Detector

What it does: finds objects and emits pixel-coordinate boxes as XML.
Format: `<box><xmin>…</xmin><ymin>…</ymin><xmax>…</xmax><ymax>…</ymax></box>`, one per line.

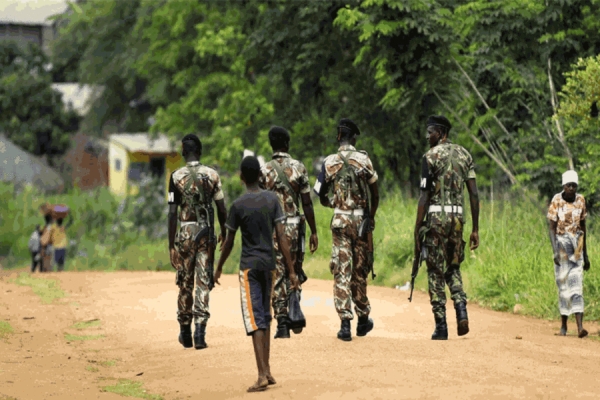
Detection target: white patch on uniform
<box><xmin>168</xmin><ymin>192</ymin><xmax>174</xmax><ymax>203</ymax></box>
<box><xmin>420</xmin><ymin>178</ymin><xmax>427</xmax><ymax>188</ymax></box>
<box><xmin>313</xmin><ymin>180</ymin><xmax>322</xmax><ymax>194</ymax></box>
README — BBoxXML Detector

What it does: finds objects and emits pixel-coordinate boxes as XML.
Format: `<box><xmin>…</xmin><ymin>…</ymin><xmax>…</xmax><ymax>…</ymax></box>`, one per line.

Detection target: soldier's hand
<box><xmin>309</xmin><ymin>233</ymin><xmax>318</xmax><ymax>253</ymax></box>
<box><xmin>289</xmin><ymin>273</ymin><xmax>300</xmax><ymax>291</ymax></box>
<box><xmin>469</xmin><ymin>231</ymin><xmax>479</xmax><ymax>251</ymax></box>
<box><xmin>169</xmin><ymin>248</ymin><xmax>179</xmax><ymax>270</ymax></box>
<box><xmin>214</xmin><ymin>269</ymin><xmax>222</xmax><ymax>285</ymax></box>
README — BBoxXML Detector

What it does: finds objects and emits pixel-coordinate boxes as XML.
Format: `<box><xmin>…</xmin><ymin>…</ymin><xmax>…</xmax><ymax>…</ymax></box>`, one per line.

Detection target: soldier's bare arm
<box><xmin>215</xmin><ymin>199</ymin><xmax>227</xmax><ymax>248</ymax></box>
<box><xmin>168</xmin><ymin>204</ymin><xmax>178</xmax><ymax>269</ymax></box>
<box><xmin>275</xmin><ymin>221</ymin><xmax>299</xmax><ymax>290</ymax></box>
<box><xmin>368</xmin><ymin>181</ymin><xmax>379</xmax><ymax>228</ymax></box>
<box><xmin>301</xmin><ymin>192</ymin><xmax>318</xmax><ymax>253</ymax></box>
<box><xmin>414</xmin><ymin>189</ymin><xmax>431</xmax><ymax>256</ymax></box>
<box><xmin>215</xmin><ymin>229</ymin><xmax>235</xmax><ymax>285</ymax></box>
<box><xmin>466</xmin><ymin>179</ymin><xmax>479</xmax><ymax>250</ymax></box>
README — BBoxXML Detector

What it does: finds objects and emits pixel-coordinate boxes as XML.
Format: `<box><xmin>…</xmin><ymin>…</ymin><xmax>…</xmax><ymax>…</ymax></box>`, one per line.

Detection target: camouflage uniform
<box><xmin>420</xmin><ymin>140</ymin><xmax>476</xmax><ymax>320</ymax></box>
<box><xmin>258</xmin><ymin>152</ymin><xmax>311</xmax><ymax>320</ymax></box>
<box><xmin>316</xmin><ymin>144</ymin><xmax>377</xmax><ymax>320</ymax></box>
<box><xmin>168</xmin><ymin>161</ymin><xmax>224</xmax><ymax>326</ymax></box>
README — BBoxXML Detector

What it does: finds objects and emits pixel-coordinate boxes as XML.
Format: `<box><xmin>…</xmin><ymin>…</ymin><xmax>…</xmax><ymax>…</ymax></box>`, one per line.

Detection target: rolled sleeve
<box><xmin>365</xmin><ymin>157</ymin><xmax>378</xmax><ymax>185</ymax></box>
<box><xmin>212</xmin><ymin>174</ymin><xmax>225</xmax><ymax>201</ymax></box>
<box><xmin>298</xmin><ymin>162</ymin><xmax>312</xmax><ymax>194</ymax></box>
<box><xmin>225</xmin><ymin>203</ymin><xmax>239</xmax><ymax>232</ymax></box>
<box><xmin>547</xmin><ymin>197</ymin><xmax>559</xmax><ymax>221</ymax></box>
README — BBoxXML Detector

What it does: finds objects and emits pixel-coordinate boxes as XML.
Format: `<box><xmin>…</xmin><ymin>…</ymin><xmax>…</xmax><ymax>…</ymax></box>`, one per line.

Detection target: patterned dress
<box><xmin>547</xmin><ymin>192</ymin><xmax>587</xmax><ymax>316</ymax></box>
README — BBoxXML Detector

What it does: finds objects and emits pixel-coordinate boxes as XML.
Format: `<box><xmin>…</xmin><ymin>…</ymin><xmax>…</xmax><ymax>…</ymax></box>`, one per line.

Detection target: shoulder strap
<box><xmin>338</xmin><ymin>151</ymin><xmax>368</xmax><ymax>198</ymax></box>
<box><xmin>271</xmin><ymin>159</ymin><xmax>299</xmax><ymax>208</ymax></box>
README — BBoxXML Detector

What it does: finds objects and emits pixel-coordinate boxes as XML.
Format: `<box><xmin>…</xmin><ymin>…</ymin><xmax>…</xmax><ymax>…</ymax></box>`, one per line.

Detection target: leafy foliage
<box><xmin>0</xmin><ymin>41</ymin><xmax>79</xmax><ymax>159</ymax></box>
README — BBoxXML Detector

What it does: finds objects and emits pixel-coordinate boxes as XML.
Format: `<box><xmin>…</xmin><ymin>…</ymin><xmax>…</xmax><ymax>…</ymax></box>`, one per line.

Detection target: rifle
<box><xmin>357</xmin><ymin>169</ymin><xmax>375</xmax><ymax>280</ymax></box>
<box><xmin>408</xmin><ymin>248</ymin><xmax>423</xmax><ymax>302</ymax></box>
<box><xmin>296</xmin><ymin>215</ymin><xmax>308</xmax><ymax>284</ymax></box>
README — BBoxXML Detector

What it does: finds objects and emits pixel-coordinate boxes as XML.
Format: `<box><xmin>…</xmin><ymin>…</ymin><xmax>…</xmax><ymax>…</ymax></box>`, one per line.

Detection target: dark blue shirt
<box><xmin>225</xmin><ymin>190</ymin><xmax>285</xmax><ymax>271</ymax></box>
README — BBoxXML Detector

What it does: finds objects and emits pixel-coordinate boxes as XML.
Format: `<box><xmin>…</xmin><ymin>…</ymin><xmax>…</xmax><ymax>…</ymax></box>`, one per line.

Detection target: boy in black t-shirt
<box><xmin>215</xmin><ymin>156</ymin><xmax>299</xmax><ymax>392</ymax></box>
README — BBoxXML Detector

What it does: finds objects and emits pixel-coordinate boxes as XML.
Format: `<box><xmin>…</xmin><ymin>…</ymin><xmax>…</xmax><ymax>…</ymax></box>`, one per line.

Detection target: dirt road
<box><xmin>1</xmin><ymin>271</ymin><xmax>599</xmax><ymax>400</ymax></box>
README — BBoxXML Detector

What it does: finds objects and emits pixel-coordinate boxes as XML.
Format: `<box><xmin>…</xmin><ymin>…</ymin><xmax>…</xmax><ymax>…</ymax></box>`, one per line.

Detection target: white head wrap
<box><xmin>562</xmin><ymin>170</ymin><xmax>578</xmax><ymax>186</ymax></box>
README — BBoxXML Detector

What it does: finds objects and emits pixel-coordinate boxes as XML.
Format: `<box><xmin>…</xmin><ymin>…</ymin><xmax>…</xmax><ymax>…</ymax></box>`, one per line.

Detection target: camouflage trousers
<box><xmin>174</xmin><ymin>223</ymin><xmax>211</xmax><ymax>326</ymax></box>
<box><xmin>329</xmin><ymin>215</ymin><xmax>371</xmax><ymax>320</ymax></box>
<box><xmin>423</xmin><ymin>213</ymin><xmax>468</xmax><ymax>320</ymax></box>
<box><xmin>272</xmin><ymin>222</ymin><xmax>300</xmax><ymax>320</ymax></box>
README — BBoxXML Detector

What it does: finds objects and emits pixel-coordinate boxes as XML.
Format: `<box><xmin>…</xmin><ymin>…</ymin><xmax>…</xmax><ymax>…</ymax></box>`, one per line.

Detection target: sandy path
<box><xmin>1</xmin><ymin>270</ymin><xmax>599</xmax><ymax>399</ymax></box>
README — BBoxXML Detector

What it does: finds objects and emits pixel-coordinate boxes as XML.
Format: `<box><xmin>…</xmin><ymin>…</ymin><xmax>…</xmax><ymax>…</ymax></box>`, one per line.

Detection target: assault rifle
<box><xmin>358</xmin><ymin>175</ymin><xmax>376</xmax><ymax>280</ymax></box>
<box><xmin>296</xmin><ymin>215</ymin><xmax>308</xmax><ymax>284</ymax></box>
<box><xmin>408</xmin><ymin>248</ymin><xmax>423</xmax><ymax>302</ymax></box>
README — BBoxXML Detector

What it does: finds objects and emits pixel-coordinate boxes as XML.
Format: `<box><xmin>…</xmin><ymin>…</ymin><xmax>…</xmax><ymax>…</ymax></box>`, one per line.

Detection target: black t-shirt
<box><xmin>225</xmin><ymin>190</ymin><xmax>286</xmax><ymax>271</ymax></box>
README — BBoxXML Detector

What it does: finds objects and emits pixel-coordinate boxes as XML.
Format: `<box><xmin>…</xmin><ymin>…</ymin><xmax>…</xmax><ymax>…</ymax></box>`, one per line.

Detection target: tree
<box><xmin>0</xmin><ymin>41</ymin><xmax>79</xmax><ymax>163</ymax></box>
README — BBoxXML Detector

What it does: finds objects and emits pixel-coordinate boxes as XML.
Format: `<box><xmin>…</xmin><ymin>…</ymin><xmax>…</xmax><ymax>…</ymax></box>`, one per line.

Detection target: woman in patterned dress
<box><xmin>547</xmin><ymin>170</ymin><xmax>590</xmax><ymax>338</ymax></box>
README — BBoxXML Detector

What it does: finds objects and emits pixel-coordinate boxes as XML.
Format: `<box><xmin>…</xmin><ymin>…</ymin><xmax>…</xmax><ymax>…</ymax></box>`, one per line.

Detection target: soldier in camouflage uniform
<box><xmin>168</xmin><ymin>134</ymin><xmax>228</xmax><ymax>350</ymax></box>
<box><xmin>313</xmin><ymin>118</ymin><xmax>379</xmax><ymax>341</ymax></box>
<box><xmin>414</xmin><ymin>115</ymin><xmax>480</xmax><ymax>340</ymax></box>
<box><xmin>259</xmin><ymin>126</ymin><xmax>319</xmax><ymax>339</ymax></box>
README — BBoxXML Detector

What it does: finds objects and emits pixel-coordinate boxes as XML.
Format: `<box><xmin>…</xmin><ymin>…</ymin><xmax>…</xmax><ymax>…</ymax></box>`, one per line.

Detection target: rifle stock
<box><xmin>295</xmin><ymin>215</ymin><xmax>308</xmax><ymax>284</ymax></box>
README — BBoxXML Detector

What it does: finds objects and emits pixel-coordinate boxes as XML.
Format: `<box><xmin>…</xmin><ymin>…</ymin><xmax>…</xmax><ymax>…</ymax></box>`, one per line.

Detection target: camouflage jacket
<box><xmin>315</xmin><ymin>144</ymin><xmax>378</xmax><ymax>211</ymax></box>
<box><xmin>168</xmin><ymin>161</ymin><xmax>224</xmax><ymax>222</ymax></box>
<box><xmin>547</xmin><ymin>192</ymin><xmax>587</xmax><ymax>236</ymax></box>
<box><xmin>420</xmin><ymin>140</ymin><xmax>476</xmax><ymax>209</ymax></box>
<box><xmin>258</xmin><ymin>152</ymin><xmax>311</xmax><ymax>218</ymax></box>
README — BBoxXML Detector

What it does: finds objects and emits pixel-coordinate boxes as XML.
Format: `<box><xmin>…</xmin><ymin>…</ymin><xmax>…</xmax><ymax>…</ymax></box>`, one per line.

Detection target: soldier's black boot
<box><xmin>194</xmin><ymin>323</ymin><xmax>207</xmax><ymax>349</ymax></box>
<box><xmin>431</xmin><ymin>316</ymin><xmax>448</xmax><ymax>340</ymax></box>
<box><xmin>356</xmin><ymin>316</ymin><xmax>374</xmax><ymax>337</ymax></box>
<box><xmin>274</xmin><ymin>316</ymin><xmax>291</xmax><ymax>339</ymax></box>
<box><xmin>337</xmin><ymin>319</ymin><xmax>352</xmax><ymax>341</ymax></box>
<box><xmin>178</xmin><ymin>323</ymin><xmax>193</xmax><ymax>348</ymax></box>
<box><xmin>455</xmin><ymin>302</ymin><xmax>469</xmax><ymax>336</ymax></box>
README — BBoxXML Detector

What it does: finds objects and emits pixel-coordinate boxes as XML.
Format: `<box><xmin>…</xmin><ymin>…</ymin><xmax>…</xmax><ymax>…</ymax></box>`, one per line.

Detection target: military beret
<box><xmin>427</xmin><ymin>115</ymin><xmax>452</xmax><ymax>132</ymax></box>
<box><xmin>181</xmin><ymin>133</ymin><xmax>202</xmax><ymax>148</ymax></box>
<box><xmin>338</xmin><ymin>118</ymin><xmax>360</xmax><ymax>136</ymax></box>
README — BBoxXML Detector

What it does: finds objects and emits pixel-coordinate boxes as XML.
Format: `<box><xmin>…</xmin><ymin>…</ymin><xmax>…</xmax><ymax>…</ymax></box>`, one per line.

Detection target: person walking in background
<box><xmin>40</xmin><ymin>211</ymin><xmax>54</xmax><ymax>272</ymax></box>
<box><xmin>313</xmin><ymin>118</ymin><xmax>379</xmax><ymax>342</ymax></box>
<box><xmin>547</xmin><ymin>170</ymin><xmax>590</xmax><ymax>338</ymax></box>
<box><xmin>50</xmin><ymin>217</ymin><xmax>71</xmax><ymax>272</ymax></box>
<box><xmin>413</xmin><ymin>115</ymin><xmax>480</xmax><ymax>340</ymax></box>
<box><xmin>215</xmin><ymin>155</ymin><xmax>299</xmax><ymax>392</ymax></box>
<box><xmin>28</xmin><ymin>225</ymin><xmax>42</xmax><ymax>272</ymax></box>
<box><xmin>258</xmin><ymin>125</ymin><xmax>319</xmax><ymax>339</ymax></box>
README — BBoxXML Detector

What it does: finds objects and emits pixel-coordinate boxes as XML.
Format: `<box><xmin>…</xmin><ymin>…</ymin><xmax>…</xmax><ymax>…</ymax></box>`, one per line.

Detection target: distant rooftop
<box><xmin>0</xmin><ymin>0</ymin><xmax>68</xmax><ymax>26</ymax></box>
<box><xmin>109</xmin><ymin>133</ymin><xmax>179</xmax><ymax>154</ymax></box>
<box><xmin>51</xmin><ymin>83</ymin><xmax>104</xmax><ymax>117</ymax></box>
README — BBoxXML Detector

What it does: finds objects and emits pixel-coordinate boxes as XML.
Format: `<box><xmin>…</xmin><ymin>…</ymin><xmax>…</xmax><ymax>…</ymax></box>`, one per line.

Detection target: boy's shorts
<box><xmin>239</xmin><ymin>268</ymin><xmax>273</xmax><ymax>336</ymax></box>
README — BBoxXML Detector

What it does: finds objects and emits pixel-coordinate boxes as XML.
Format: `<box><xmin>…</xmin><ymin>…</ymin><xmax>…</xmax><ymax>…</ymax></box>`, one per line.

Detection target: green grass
<box><xmin>65</xmin><ymin>333</ymin><xmax>105</xmax><ymax>341</ymax></box>
<box><xmin>71</xmin><ymin>319</ymin><xmax>101</xmax><ymax>330</ymax></box>
<box><xmin>101</xmin><ymin>379</ymin><xmax>162</xmax><ymax>400</ymax></box>
<box><xmin>86</xmin><ymin>365</ymin><xmax>99</xmax><ymax>372</ymax></box>
<box><xmin>13</xmin><ymin>273</ymin><xmax>65</xmax><ymax>304</ymax></box>
<box><xmin>0</xmin><ymin>321</ymin><xmax>14</xmax><ymax>340</ymax></box>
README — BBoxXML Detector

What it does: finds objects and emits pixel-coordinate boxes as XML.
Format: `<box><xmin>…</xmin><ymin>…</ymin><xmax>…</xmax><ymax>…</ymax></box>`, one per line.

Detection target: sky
<box><xmin>0</xmin><ymin>0</ymin><xmax>68</xmax><ymax>25</ymax></box>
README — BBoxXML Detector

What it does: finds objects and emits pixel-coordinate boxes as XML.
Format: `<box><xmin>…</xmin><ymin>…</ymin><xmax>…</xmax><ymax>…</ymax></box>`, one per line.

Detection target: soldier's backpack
<box><xmin>328</xmin><ymin>151</ymin><xmax>366</xmax><ymax>206</ymax></box>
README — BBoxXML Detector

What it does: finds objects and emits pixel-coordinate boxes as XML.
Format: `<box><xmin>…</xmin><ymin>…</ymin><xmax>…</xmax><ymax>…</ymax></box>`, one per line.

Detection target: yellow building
<box><xmin>108</xmin><ymin>133</ymin><xmax>184</xmax><ymax>200</ymax></box>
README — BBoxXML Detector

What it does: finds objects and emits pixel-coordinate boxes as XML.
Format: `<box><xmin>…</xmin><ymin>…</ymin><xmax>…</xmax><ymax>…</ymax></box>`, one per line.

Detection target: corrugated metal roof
<box><xmin>109</xmin><ymin>133</ymin><xmax>178</xmax><ymax>154</ymax></box>
<box><xmin>51</xmin><ymin>83</ymin><xmax>104</xmax><ymax>117</ymax></box>
<box><xmin>0</xmin><ymin>0</ymin><xmax>67</xmax><ymax>26</ymax></box>
<box><xmin>0</xmin><ymin>133</ymin><xmax>64</xmax><ymax>192</ymax></box>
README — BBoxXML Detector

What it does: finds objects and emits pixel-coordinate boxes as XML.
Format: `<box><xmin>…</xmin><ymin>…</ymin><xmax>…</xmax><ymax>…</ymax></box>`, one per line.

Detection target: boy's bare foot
<box><xmin>578</xmin><ymin>329</ymin><xmax>588</xmax><ymax>338</ymax></box>
<box><xmin>247</xmin><ymin>378</ymin><xmax>268</xmax><ymax>392</ymax></box>
<box><xmin>266</xmin><ymin>374</ymin><xmax>276</xmax><ymax>385</ymax></box>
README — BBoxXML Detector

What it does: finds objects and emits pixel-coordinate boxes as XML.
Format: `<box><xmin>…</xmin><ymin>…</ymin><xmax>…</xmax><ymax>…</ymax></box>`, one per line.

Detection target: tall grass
<box><xmin>2</xmin><ymin>182</ymin><xmax>598</xmax><ymax>320</ymax></box>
